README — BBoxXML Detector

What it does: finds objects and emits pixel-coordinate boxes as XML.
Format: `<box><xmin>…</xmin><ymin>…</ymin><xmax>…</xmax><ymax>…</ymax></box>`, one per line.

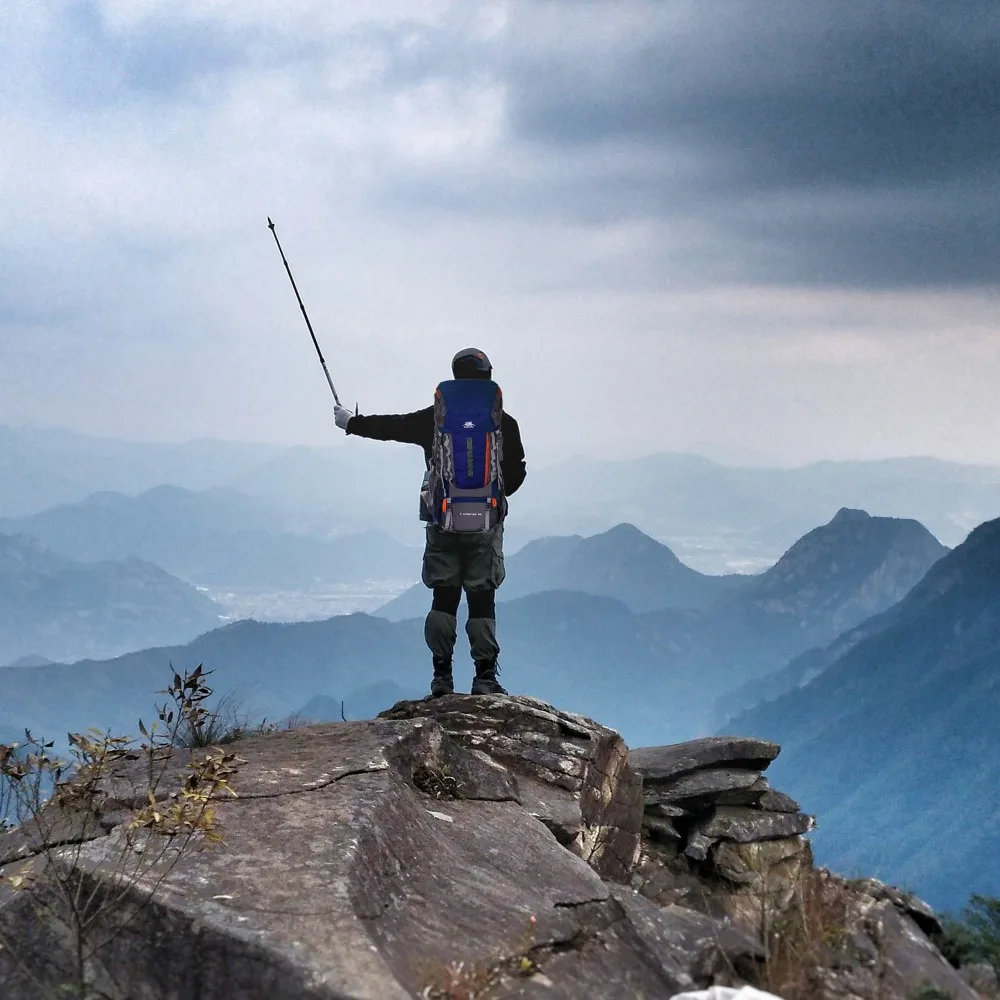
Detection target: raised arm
<box><xmin>346</xmin><ymin>406</ymin><xmax>435</xmax><ymax>449</ymax></box>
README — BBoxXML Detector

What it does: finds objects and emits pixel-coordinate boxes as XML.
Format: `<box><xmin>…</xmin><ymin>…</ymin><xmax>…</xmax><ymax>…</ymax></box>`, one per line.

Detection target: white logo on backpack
<box><xmin>463</xmin><ymin>420</ymin><xmax>476</xmax><ymax>428</ymax></box>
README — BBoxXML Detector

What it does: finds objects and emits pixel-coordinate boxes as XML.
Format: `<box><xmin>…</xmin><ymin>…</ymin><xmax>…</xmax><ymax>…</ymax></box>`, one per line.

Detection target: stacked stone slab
<box><xmin>629</xmin><ymin>736</ymin><xmax>815</xmax><ymax>931</ymax></box>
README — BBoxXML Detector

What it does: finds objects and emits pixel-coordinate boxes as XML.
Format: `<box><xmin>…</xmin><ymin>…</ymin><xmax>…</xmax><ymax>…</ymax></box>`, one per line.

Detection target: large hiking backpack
<box><xmin>423</xmin><ymin>379</ymin><xmax>505</xmax><ymax>532</ymax></box>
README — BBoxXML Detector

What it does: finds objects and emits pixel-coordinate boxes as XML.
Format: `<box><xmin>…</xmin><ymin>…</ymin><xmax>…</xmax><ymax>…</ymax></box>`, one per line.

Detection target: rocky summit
<box><xmin>0</xmin><ymin>696</ymin><xmax>977</xmax><ymax>1000</ymax></box>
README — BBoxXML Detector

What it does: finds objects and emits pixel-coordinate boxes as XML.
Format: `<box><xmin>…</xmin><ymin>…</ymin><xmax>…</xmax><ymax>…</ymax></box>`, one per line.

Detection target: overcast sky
<box><xmin>1</xmin><ymin>1</ymin><xmax>998</xmax><ymax>466</ymax></box>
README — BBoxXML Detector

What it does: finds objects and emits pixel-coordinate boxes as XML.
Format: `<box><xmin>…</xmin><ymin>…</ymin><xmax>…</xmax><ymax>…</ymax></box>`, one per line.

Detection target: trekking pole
<box><xmin>267</xmin><ymin>217</ymin><xmax>343</xmax><ymax>407</ymax></box>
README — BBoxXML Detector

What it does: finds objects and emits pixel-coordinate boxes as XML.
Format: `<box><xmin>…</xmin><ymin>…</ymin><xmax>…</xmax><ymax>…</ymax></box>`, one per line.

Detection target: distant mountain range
<box><xmin>2</xmin><ymin>423</ymin><xmax>999</xmax><ymax>572</ymax></box>
<box><xmin>0</xmin><ymin>615</ymin><xmax>426</xmax><ymax>746</ymax></box>
<box><xmin>0</xmin><ymin>486</ymin><xmax>421</xmax><ymax>592</ymax></box>
<box><xmin>0</xmin><ymin>509</ymin><xmax>948</xmax><ymax>750</ymax></box>
<box><xmin>293</xmin><ymin>682</ymin><xmax>424</xmax><ymax>724</ymax></box>
<box><xmin>701</xmin><ymin>508</ymin><xmax>948</xmax><ymax>701</ymax></box>
<box><xmin>728</xmin><ymin>515</ymin><xmax>1000</xmax><ymax>912</ymax></box>
<box><xmin>381</xmin><ymin>513</ymin><xmax>947</xmax><ymax>724</ymax></box>
<box><xmin>377</xmin><ymin>522</ymin><xmax>748</xmax><ymax>620</ymax></box>
<box><xmin>0</xmin><ymin>532</ymin><xmax>224</xmax><ymax>664</ymax></box>
<box><xmin>513</xmin><ymin>452</ymin><xmax>998</xmax><ymax>570</ymax></box>
<box><xmin>712</xmin><ymin>510</ymin><xmax>954</xmax><ymax>725</ymax></box>
<box><xmin>0</xmin><ymin>424</ymin><xmax>286</xmax><ymax>519</ymax></box>
<box><xmin>2</xmin><ymin>655</ymin><xmax>55</xmax><ymax>668</ymax></box>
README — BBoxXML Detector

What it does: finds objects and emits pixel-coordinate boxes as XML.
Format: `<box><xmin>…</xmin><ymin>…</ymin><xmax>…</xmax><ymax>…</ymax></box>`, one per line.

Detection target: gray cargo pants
<box><xmin>421</xmin><ymin>524</ymin><xmax>505</xmax><ymax>666</ymax></box>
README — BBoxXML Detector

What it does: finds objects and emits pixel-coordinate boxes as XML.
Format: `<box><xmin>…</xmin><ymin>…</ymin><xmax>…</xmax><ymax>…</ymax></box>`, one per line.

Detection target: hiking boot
<box><xmin>430</xmin><ymin>657</ymin><xmax>454</xmax><ymax>698</ymax></box>
<box><xmin>470</xmin><ymin>661</ymin><xmax>507</xmax><ymax>696</ymax></box>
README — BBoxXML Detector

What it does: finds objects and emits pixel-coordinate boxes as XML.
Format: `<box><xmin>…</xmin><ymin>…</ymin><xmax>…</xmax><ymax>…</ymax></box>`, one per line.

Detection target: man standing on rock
<box><xmin>333</xmin><ymin>348</ymin><xmax>526</xmax><ymax>698</ymax></box>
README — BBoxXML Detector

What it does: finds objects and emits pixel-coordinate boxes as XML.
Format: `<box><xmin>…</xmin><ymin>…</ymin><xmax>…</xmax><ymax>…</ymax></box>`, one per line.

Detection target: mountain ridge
<box><xmin>0</xmin><ymin>531</ymin><xmax>224</xmax><ymax>664</ymax></box>
<box><xmin>727</xmin><ymin>515</ymin><xmax>1000</xmax><ymax>910</ymax></box>
<box><xmin>377</xmin><ymin>521</ymin><xmax>747</xmax><ymax>621</ymax></box>
<box><xmin>0</xmin><ymin>486</ymin><xmax>421</xmax><ymax>593</ymax></box>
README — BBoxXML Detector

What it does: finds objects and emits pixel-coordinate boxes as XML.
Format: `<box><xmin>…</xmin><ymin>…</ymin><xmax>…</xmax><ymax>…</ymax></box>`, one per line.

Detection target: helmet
<box><xmin>452</xmin><ymin>347</ymin><xmax>492</xmax><ymax>380</ymax></box>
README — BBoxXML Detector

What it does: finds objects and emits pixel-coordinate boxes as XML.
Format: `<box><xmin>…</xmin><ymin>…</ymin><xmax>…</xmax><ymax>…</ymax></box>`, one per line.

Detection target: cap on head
<box><xmin>452</xmin><ymin>347</ymin><xmax>492</xmax><ymax>380</ymax></box>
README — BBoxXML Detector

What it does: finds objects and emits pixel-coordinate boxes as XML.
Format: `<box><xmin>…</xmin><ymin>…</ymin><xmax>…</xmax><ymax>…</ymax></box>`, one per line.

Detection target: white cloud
<box><xmin>0</xmin><ymin>1</ymin><xmax>998</xmax><ymax>468</ymax></box>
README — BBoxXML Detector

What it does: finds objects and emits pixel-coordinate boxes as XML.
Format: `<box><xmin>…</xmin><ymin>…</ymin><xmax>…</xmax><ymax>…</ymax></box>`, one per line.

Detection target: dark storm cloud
<box><xmin>367</xmin><ymin>2</ymin><xmax>1000</xmax><ymax>289</ymax></box>
<box><xmin>494</xmin><ymin>1</ymin><xmax>1000</xmax><ymax>287</ymax></box>
<box><xmin>11</xmin><ymin>2</ymin><xmax>1000</xmax><ymax>290</ymax></box>
<box><xmin>511</xmin><ymin>5</ymin><xmax>1000</xmax><ymax>186</ymax></box>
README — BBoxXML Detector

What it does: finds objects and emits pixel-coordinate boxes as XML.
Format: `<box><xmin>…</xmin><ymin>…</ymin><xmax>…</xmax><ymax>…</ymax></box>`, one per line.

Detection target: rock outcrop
<box><xmin>0</xmin><ymin>696</ymin><xmax>977</xmax><ymax>1000</ymax></box>
<box><xmin>629</xmin><ymin>737</ymin><xmax>815</xmax><ymax>932</ymax></box>
<box><xmin>380</xmin><ymin>693</ymin><xmax>644</xmax><ymax>882</ymax></box>
<box><xmin>628</xmin><ymin>736</ymin><xmax>978</xmax><ymax>1000</ymax></box>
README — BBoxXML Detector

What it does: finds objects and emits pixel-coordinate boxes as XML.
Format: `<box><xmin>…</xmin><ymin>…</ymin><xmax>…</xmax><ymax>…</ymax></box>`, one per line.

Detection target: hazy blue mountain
<box><xmin>0</xmin><ymin>485</ymin><xmax>283</xmax><ymax>558</ymax></box>
<box><xmin>293</xmin><ymin>681</ymin><xmax>424</xmax><ymax>724</ymax></box>
<box><xmin>670</xmin><ymin>508</ymin><xmax>949</xmax><ymax>695</ymax></box>
<box><xmin>0</xmin><ymin>424</ymin><xmax>285</xmax><ymax>518</ymax></box>
<box><xmin>0</xmin><ymin>507</ymin><xmax>959</xmax><ymax>756</ymax></box>
<box><xmin>377</xmin><ymin>522</ymin><xmax>749</xmax><ymax>621</ymax></box>
<box><xmin>513</xmin><ymin>453</ymin><xmax>999</xmax><ymax>570</ymax></box>
<box><xmin>382</xmin><ymin>510</ymin><xmax>948</xmax><ymax>726</ymax></box>
<box><xmin>0</xmin><ymin>615</ymin><xmax>424</xmax><ymax>747</ymax></box>
<box><xmin>0</xmin><ymin>532</ymin><xmax>224</xmax><ymax>664</ymax></box>
<box><xmin>226</xmin><ymin>442</ymin><xmax>426</xmax><ymax>542</ymax></box>
<box><xmin>727</xmin><ymin>516</ymin><xmax>1000</xmax><ymax>912</ymax></box>
<box><xmin>0</xmin><ymin>486</ymin><xmax>420</xmax><ymax>590</ymax></box>
<box><xmin>2</xmin><ymin>655</ymin><xmax>55</xmax><ymax>668</ymax></box>
<box><xmin>0</xmin><ymin>513</ymin><xmax>945</xmax><ymax>749</ymax></box>
<box><xmin>709</xmin><ymin>509</ymin><xmax>948</xmax><ymax>722</ymax></box>
<box><xmin>0</xmin><ymin>590</ymin><xmax>710</xmax><ymax>752</ymax></box>
<box><xmin>3</xmin><ymin>423</ymin><xmax>999</xmax><ymax>573</ymax></box>
<box><xmin>0</xmin><ymin>424</ymin><xmax>424</xmax><ymax>550</ymax></box>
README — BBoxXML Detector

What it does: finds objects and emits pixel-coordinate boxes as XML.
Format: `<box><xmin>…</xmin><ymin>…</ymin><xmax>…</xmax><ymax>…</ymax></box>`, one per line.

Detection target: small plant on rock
<box><xmin>157</xmin><ymin>663</ymin><xmax>276</xmax><ymax>748</ymax></box>
<box><xmin>753</xmin><ymin>867</ymin><xmax>853</xmax><ymax>1000</ymax></box>
<box><xmin>413</xmin><ymin>762</ymin><xmax>462</xmax><ymax>800</ymax></box>
<box><xmin>0</xmin><ymin>664</ymin><xmax>246</xmax><ymax>999</ymax></box>
<box><xmin>419</xmin><ymin>914</ymin><xmax>541</xmax><ymax>1000</ymax></box>
<box><xmin>949</xmin><ymin>896</ymin><xmax>1000</xmax><ymax>982</ymax></box>
<box><xmin>420</xmin><ymin>958</ymin><xmax>500</xmax><ymax>1000</ymax></box>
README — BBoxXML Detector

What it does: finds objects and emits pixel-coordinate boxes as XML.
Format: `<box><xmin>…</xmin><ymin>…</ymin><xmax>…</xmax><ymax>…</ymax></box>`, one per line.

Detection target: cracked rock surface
<box><xmin>0</xmin><ymin>708</ymin><xmax>742</xmax><ymax>1000</ymax></box>
<box><xmin>1</xmin><ymin>701</ymin><xmax>972</xmax><ymax>1000</ymax></box>
<box><xmin>380</xmin><ymin>694</ymin><xmax>644</xmax><ymax>882</ymax></box>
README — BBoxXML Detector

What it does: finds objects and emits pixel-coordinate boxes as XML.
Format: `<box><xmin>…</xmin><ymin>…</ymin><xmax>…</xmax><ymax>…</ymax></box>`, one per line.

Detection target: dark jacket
<box><xmin>347</xmin><ymin>407</ymin><xmax>527</xmax><ymax>495</ymax></box>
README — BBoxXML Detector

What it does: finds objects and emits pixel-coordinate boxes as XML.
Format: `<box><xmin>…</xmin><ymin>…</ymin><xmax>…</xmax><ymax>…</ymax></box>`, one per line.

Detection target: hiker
<box><xmin>333</xmin><ymin>348</ymin><xmax>526</xmax><ymax>698</ymax></box>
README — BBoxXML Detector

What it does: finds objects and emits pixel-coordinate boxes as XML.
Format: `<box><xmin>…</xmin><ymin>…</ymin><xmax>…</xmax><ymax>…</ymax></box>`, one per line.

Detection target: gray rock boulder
<box><xmin>643</xmin><ymin>768</ymin><xmax>767</xmax><ymax>806</ymax></box>
<box><xmin>758</xmin><ymin>789</ymin><xmax>800</xmax><ymax>813</ymax></box>
<box><xmin>0</xmin><ymin>699</ymin><xmax>973</xmax><ymax>1000</ymax></box>
<box><xmin>380</xmin><ymin>694</ymin><xmax>644</xmax><ymax>882</ymax></box>
<box><xmin>630</xmin><ymin>737</ymin><xmax>781</xmax><ymax>783</ymax></box>
<box><xmin>0</xmin><ymin>703</ymin><xmax>761</xmax><ymax>999</ymax></box>
<box><xmin>698</xmin><ymin>806</ymin><xmax>815</xmax><ymax>844</ymax></box>
<box><xmin>627</xmin><ymin>736</ymin><xmax>969</xmax><ymax>1000</ymax></box>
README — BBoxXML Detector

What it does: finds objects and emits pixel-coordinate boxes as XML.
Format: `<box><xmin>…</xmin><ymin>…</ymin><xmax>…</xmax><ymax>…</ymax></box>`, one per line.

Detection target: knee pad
<box><xmin>431</xmin><ymin>586</ymin><xmax>462</xmax><ymax>617</ymax></box>
<box><xmin>466</xmin><ymin>588</ymin><xmax>496</xmax><ymax>620</ymax></box>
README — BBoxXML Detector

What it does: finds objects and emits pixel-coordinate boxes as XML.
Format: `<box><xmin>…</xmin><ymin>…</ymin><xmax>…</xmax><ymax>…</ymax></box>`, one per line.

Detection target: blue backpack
<box><xmin>423</xmin><ymin>379</ymin><xmax>505</xmax><ymax>532</ymax></box>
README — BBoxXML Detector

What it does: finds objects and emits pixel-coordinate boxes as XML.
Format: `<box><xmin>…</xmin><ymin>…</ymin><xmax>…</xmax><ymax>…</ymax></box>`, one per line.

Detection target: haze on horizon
<box><xmin>1</xmin><ymin>2</ymin><xmax>998</xmax><ymax>469</ymax></box>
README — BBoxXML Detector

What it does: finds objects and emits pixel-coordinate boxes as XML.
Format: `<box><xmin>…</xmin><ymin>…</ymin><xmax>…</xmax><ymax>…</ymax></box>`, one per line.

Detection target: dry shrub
<box><xmin>419</xmin><ymin>916</ymin><xmax>540</xmax><ymax>1000</ymax></box>
<box><xmin>754</xmin><ymin>867</ymin><xmax>852</xmax><ymax>1000</ymax></box>
<box><xmin>0</xmin><ymin>664</ymin><xmax>246</xmax><ymax>999</ymax></box>
<box><xmin>419</xmin><ymin>958</ymin><xmax>500</xmax><ymax>1000</ymax></box>
<box><xmin>412</xmin><ymin>763</ymin><xmax>462</xmax><ymax>800</ymax></box>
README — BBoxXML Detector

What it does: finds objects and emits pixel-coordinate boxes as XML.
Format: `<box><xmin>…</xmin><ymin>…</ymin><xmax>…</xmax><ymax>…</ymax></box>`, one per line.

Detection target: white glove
<box><xmin>334</xmin><ymin>403</ymin><xmax>355</xmax><ymax>431</ymax></box>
